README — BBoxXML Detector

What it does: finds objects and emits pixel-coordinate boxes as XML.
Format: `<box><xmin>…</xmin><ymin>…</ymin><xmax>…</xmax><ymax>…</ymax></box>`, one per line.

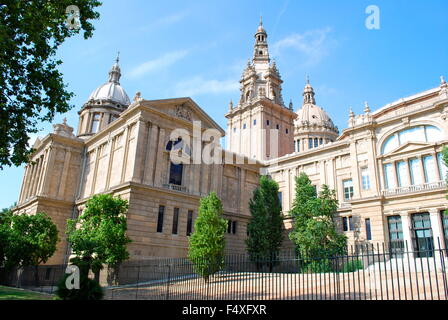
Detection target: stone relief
<box><xmin>175</xmin><ymin>104</ymin><xmax>192</xmax><ymax>121</ymax></box>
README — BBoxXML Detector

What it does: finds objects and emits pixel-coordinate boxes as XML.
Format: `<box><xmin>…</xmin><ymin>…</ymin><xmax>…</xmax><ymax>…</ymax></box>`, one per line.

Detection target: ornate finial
<box><xmin>133</xmin><ymin>91</ymin><xmax>142</xmax><ymax>102</ymax></box>
<box><xmin>63</xmin><ymin>117</ymin><xmax>67</xmax><ymax>125</ymax></box>
<box><xmin>116</xmin><ymin>51</ymin><xmax>120</xmax><ymax>64</ymax></box>
<box><xmin>260</xmin><ymin>15</ymin><xmax>263</xmax><ymax>26</ymax></box>
<box><xmin>349</xmin><ymin>107</ymin><xmax>355</xmax><ymax>118</ymax></box>
<box><xmin>306</xmin><ymin>74</ymin><xmax>310</xmax><ymax>85</ymax></box>
<box><xmin>441</xmin><ymin>76</ymin><xmax>446</xmax><ymax>85</ymax></box>
<box><xmin>289</xmin><ymin>99</ymin><xmax>293</xmax><ymax>110</ymax></box>
<box><xmin>364</xmin><ymin>101</ymin><xmax>371</xmax><ymax>113</ymax></box>
<box><xmin>229</xmin><ymin>100</ymin><xmax>233</xmax><ymax>111</ymax></box>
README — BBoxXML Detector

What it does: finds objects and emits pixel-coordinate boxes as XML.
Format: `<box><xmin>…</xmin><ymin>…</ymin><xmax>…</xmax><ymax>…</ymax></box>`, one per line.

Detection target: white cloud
<box><xmin>128</xmin><ymin>50</ymin><xmax>190</xmax><ymax>79</ymax></box>
<box><xmin>174</xmin><ymin>76</ymin><xmax>239</xmax><ymax>97</ymax></box>
<box><xmin>272</xmin><ymin>27</ymin><xmax>336</xmax><ymax>66</ymax></box>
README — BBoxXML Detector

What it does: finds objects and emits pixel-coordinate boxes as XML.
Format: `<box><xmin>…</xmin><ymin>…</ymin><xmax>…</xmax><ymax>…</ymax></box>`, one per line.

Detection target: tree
<box><xmin>289</xmin><ymin>173</ymin><xmax>347</xmax><ymax>266</ymax></box>
<box><xmin>5</xmin><ymin>212</ymin><xmax>59</xmax><ymax>285</ymax></box>
<box><xmin>0</xmin><ymin>207</ymin><xmax>13</xmax><ymax>268</ymax></box>
<box><xmin>246</xmin><ymin>176</ymin><xmax>283</xmax><ymax>272</ymax></box>
<box><xmin>0</xmin><ymin>0</ymin><xmax>101</xmax><ymax>168</ymax></box>
<box><xmin>188</xmin><ymin>192</ymin><xmax>227</xmax><ymax>283</ymax></box>
<box><xmin>66</xmin><ymin>194</ymin><xmax>131</xmax><ymax>282</ymax></box>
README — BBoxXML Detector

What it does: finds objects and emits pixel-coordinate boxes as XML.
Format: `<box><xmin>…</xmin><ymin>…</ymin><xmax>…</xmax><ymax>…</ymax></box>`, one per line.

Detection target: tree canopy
<box><xmin>188</xmin><ymin>192</ymin><xmax>227</xmax><ymax>283</ymax></box>
<box><xmin>0</xmin><ymin>0</ymin><xmax>101</xmax><ymax>168</ymax></box>
<box><xmin>246</xmin><ymin>175</ymin><xmax>283</xmax><ymax>270</ymax></box>
<box><xmin>66</xmin><ymin>194</ymin><xmax>131</xmax><ymax>279</ymax></box>
<box><xmin>289</xmin><ymin>173</ymin><xmax>347</xmax><ymax>260</ymax></box>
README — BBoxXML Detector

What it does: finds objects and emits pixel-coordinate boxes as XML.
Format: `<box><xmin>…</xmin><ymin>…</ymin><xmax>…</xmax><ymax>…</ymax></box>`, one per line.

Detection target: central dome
<box><xmin>88</xmin><ymin>82</ymin><xmax>131</xmax><ymax>106</ymax></box>
<box><xmin>296</xmin><ymin>103</ymin><xmax>337</xmax><ymax>130</ymax></box>
<box><xmin>87</xmin><ymin>59</ymin><xmax>130</xmax><ymax>107</ymax></box>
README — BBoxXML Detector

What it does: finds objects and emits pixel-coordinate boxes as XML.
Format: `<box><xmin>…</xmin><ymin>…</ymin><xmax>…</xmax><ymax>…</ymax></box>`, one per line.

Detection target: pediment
<box><xmin>142</xmin><ymin>97</ymin><xmax>225</xmax><ymax>134</ymax></box>
<box><xmin>384</xmin><ymin>141</ymin><xmax>432</xmax><ymax>156</ymax></box>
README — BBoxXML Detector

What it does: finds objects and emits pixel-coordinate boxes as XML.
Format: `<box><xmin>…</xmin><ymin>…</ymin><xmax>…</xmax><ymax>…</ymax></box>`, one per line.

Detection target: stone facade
<box><xmin>13</xmin><ymin>22</ymin><xmax>448</xmax><ymax>266</ymax></box>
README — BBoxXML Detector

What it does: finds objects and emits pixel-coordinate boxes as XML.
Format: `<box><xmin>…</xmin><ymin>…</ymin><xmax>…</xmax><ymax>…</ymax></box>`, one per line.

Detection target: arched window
<box><xmin>381</xmin><ymin>125</ymin><xmax>442</xmax><ymax>155</ymax></box>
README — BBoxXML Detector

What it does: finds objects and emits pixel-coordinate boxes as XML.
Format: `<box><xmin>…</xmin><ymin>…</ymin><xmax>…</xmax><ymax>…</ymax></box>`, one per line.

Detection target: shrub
<box><xmin>302</xmin><ymin>259</ymin><xmax>333</xmax><ymax>273</ymax></box>
<box><xmin>341</xmin><ymin>259</ymin><xmax>364</xmax><ymax>273</ymax></box>
<box><xmin>56</xmin><ymin>273</ymin><xmax>104</xmax><ymax>300</ymax></box>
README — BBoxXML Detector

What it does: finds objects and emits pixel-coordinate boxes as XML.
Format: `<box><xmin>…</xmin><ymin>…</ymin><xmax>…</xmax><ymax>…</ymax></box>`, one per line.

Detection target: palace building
<box><xmin>14</xmin><ymin>20</ymin><xmax>448</xmax><ymax>264</ymax></box>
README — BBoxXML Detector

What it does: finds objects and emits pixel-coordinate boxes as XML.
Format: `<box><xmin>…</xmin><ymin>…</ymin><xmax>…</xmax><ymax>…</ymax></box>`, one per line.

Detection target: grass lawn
<box><xmin>0</xmin><ymin>285</ymin><xmax>55</xmax><ymax>300</ymax></box>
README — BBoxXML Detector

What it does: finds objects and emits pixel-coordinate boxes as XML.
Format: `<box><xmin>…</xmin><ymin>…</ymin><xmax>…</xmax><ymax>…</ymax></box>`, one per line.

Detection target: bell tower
<box><xmin>225</xmin><ymin>19</ymin><xmax>297</xmax><ymax>161</ymax></box>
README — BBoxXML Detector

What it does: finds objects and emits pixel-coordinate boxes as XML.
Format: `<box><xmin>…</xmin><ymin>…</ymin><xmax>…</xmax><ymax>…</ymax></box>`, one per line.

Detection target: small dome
<box><xmin>88</xmin><ymin>82</ymin><xmax>130</xmax><ymax>106</ymax></box>
<box><xmin>296</xmin><ymin>104</ymin><xmax>336</xmax><ymax>129</ymax></box>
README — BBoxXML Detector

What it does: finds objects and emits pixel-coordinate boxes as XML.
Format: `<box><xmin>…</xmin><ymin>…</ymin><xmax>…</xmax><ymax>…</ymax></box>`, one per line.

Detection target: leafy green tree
<box><xmin>5</xmin><ymin>212</ymin><xmax>59</xmax><ymax>285</ymax></box>
<box><xmin>188</xmin><ymin>192</ymin><xmax>227</xmax><ymax>283</ymax></box>
<box><xmin>289</xmin><ymin>173</ymin><xmax>347</xmax><ymax>267</ymax></box>
<box><xmin>246</xmin><ymin>176</ymin><xmax>283</xmax><ymax>272</ymax></box>
<box><xmin>0</xmin><ymin>207</ymin><xmax>13</xmax><ymax>267</ymax></box>
<box><xmin>0</xmin><ymin>0</ymin><xmax>101</xmax><ymax>168</ymax></box>
<box><xmin>66</xmin><ymin>194</ymin><xmax>131</xmax><ymax>282</ymax></box>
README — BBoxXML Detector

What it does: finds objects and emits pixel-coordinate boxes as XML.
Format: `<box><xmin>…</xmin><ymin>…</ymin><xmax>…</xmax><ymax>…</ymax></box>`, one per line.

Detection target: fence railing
<box><xmin>2</xmin><ymin>239</ymin><xmax>448</xmax><ymax>300</ymax></box>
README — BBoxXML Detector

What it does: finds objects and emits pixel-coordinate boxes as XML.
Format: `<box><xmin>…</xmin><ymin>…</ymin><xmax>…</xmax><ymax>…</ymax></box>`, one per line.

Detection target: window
<box><xmin>381</xmin><ymin>125</ymin><xmax>442</xmax><ymax>154</ymax></box>
<box><xmin>233</xmin><ymin>128</ymin><xmax>236</xmax><ymax>133</ymax></box>
<box><xmin>227</xmin><ymin>219</ymin><xmax>232</xmax><ymax>234</ymax></box>
<box><xmin>349</xmin><ymin>216</ymin><xmax>354</xmax><ymax>231</ymax></box>
<box><xmin>383</xmin><ymin>163</ymin><xmax>396</xmax><ymax>189</ymax></box>
<box><xmin>109</xmin><ymin>114</ymin><xmax>118</xmax><ymax>124</ymax></box>
<box><xmin>319</xmin><ymin>138</ymin><xmax>323</xmax><ymax>145</ymax></box>
<box><xmin>171</xmin><ymin>208</ymin><xmax>179</xmax><ymax>235</ymax></box>
<box><xmin>361</xmin><ymin>168</ymin><xmax>370</xmax><ymax>190</ymax></box>
<box><xmin>294</xmin><ymin>141</ymin><xmax>296</xmax><ymax>152</ymax></box>
<box><xmin>286</xmin><ymin>128</ymin><xmax>289</xmax><ymax>134</ymax></box>
<box><xmin>441</xmin><ymin>211</ymin><xmax>448</xmax><ymax>249</ymax></box>
<box><xmin>243</xmin><ymin>123</ymin><xmax>246</xmax><ymax>129</ymax></box>
<box><xmin>308</xmin><ymin>138</ymin><xmax>313</xmax><ymax>149</ymax></box>
<box><xmin>278</xmin><ymin>192</ymin><xmax>282</xmax><ymax>210</ymax></box>
<box><xmin>169</xmin><ymin>163</ymin><xmax>183</xmax><ymax>185</ymax></box>
<box><xmin>342</xmin><ymin>217</ymin><xmax>348</xmax><ymax>232</ymax></box>
<box><xmin>91</xmin><ymin>113</ymin><xmax>100</xmax><ymax>133</ymax></box>
<box><xmin>409</xmin><ymin>158</ymin><xmax>423</xmax><ymax>185</ymax></box>
<box><xmin>314</xmin><ymin>138</ymin><xmax>318</xmax><ymax>148</ymax></box>
<box><xmin>396</xmin><ymin>161</ymin><xmax>410</xmax><ymax>187</ymax></box>
<box><xmin>276</xmin><ymin>124</ymin><xmax>280</xmax><ymax>130</ymax></box>
<box><xmin>423</xmin><ymin>155</ymin><xmax>437</xmax><ymax>183</ymax></box>
<box><xmin>412</xmin><ymin>213</ymin><xmax>434</xmax><ymax>258</ymax></box>
<box><xmin>253</xmin><ymin>119</ymin><xmax>256</xmax><ymax>126</ymax></box>
<box><xmin>267</xmin><ymin>120</ymin><xmax>270</xmax><ymax>126</ymax></box>
<box><xmin>388</xmin><ymin>216</ymin><xmax>404</xmax><ymax>256</ymax></box>
<box><xmin>157</xmin><ymin>206</ymin><xmax>165</xmax><ymax>233</ymax></box>
<box><xmin>187</xmin><ymin>210</ymin><xmax>193</xmax><ymax>236</ymax></box>
<box><xmin>437</xmin><ymin>152</ymin><xmax>448</xmax><ymax>181</ymax></box>
<box><xmin>297</xmin><ymin>140</ymin><xmax>300</xmax><ymax>152</ymax></box>
<box><xmin>365</xmin><ymin>219</ymin><xmax>372</xmax><ymax>240</ymax></box>
<box><xmin>343</xmin><ymin>179</ymin><xmax>354</xmax><ymax>201</ymax></box>
<box><xmin>232</xmin><ymin>221</ymin><xmax>237</xmax><ymax>234</ymax></box>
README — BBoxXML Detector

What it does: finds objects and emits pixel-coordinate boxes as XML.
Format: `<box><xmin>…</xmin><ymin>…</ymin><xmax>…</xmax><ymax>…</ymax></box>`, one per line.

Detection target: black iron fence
<box><xmin>1</xmin><ymin>239</ymin><xmax>448</xmax><ymax>300</ymax></box>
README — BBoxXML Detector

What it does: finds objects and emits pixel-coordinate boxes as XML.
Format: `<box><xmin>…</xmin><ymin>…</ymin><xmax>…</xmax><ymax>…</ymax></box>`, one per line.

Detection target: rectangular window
<box><xmin>342</xmin><ymin>217</ymin><xmax>348</xmax><ymax>232</ymax></box>
<box><xmin>232</xmin><ymin>221</ymin><xmax>237</xmax><ymax>234</ymax></box>
<box><xmin>286</xmin><ymin>128</ymin><xmax>289</xmax><ymax>134</ymax></box>
<box><xmin>343</xmin><ymin>179</ymin><xmax>354</xmax><ymax>201</ymax></box>
<box><xmin>437</xmin><ymin>152</ymin><xmax>447</xmax><ymax>181</ymax></box>
<box><xmin>297</xmin><ymin>140</ymin><xmax>300</xmax><ymax>152</ymax></box>
<box><xmin>278</xmin><ymin>192</ymin><xmax>282</xmax><ymax>210</ymax></box>
<box><xmin>423</xmin><ymin>155</ymin><xmax>437</xmax><ymax>183</ymax></box>
<box><xmin>169</xmin><ymin>163</ymin><xmax>183</xmax><ymax>186</ymax></box>
<box><xmin>253</xmin><ymin>119</ymin><xmax>256</xmax><ymax>126</ymax></box>
<box><xmin>308</xmin><ymin>138</ymin><xmax>313</xmax><ymax>149</ymax></box>
<box><xmin>157</xmin><ymin>205</ymin><xmax>165</xmax><ymax>233</ymax></box>
<box><xmin>186</xmin><ymin>210</ymin><xmax>193</xmax><ymax>236</ymax></box>
<box><xmin>91</xmin><ymin>113</ymin><xmax>100</xmax><ymax>133</ymax></box>
<box><xmin>409</xmin><ymin>158</ymin><xmax>423</xmax><ymax>185</ymax></box>
<box><xmin>227</xmin><ymin>219</ymin><xmax>232</xmax><ymax>234</ymax></box>
<box><xmin>388</xmin><ymin>215</ymin><xmax>404</xmax><ymax>257</ymax></box>
<box><xmin>365</xmin><ymin>218</ymin><xmax>372</xmax><ymax>240</ymax></box>
<box><xmin>383</xmin><ymin>163</ymin><xmax>396</xmax><ymax>189</ymax></box>
<box><xmin>349</xmin><ymin>216</ymin><xmax>354</xmax><ymax>231</ymax></box>
<box><xmin>243</xmin><ymin>123</ymin><xmax>246</xmax><ymax>129</ymax></box>
<box><xmin>396</xmin><ymin>161</ymin><xmax>410</xmax><ymax>187</ymax></box>
<box><xmin>412</xmin><ymin>213</ymin><xmax>434</xmax><ymax>258</ymax></box>
<box><xmin>361</xmin><ymin>168</ymin><xmax>370</xmax><ymax>190</ymax></box>
<box><xmin>266</xmin><ymin>120</ymin><xmax>270</xmax><ymax>126</ymax></box>
<box><xmin>441</xmin><ymin>211</ymin><xmax>448</xmax><ymax>249</ymax></box>
<box><xmin>172</xmin><ymin>208</ymin><xmax>179</xmax><ymax>235</ymax></box>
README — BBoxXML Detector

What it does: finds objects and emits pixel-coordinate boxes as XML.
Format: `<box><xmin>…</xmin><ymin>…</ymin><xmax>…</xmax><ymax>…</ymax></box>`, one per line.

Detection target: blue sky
<box><xmin>1</xmin><ymin>0</ymin><xmax>447</xmax><ymax>208</ymax></box>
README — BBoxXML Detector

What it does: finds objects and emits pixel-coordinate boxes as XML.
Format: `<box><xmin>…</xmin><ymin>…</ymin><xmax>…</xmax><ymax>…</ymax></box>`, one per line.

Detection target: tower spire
<box><xmin>303</xmin><ymin>78</ymin><xmax>316</xmax><ymax>105</ymax></box>
<box><xmin>253</xmin><ymin>18</ymin><xmax>269</xmax><ymax>63</ymax></box>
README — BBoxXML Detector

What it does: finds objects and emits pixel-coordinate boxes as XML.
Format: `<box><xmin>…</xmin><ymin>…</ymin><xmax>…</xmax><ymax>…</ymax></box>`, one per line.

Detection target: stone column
<box><xmin>153</xmin><ymin>127</ymin><xmax>166</xmax><ymax>187</ymax></box>
<box><xmin>429</xmin><ymin>209</ymin><xmax>444</xmax><ymax>249</ymax></box>
<box><xmin>399</xmin><ymin>212</ymin><xmax>414</xmax><ymax>259</ymax></box>
<box><xmin>41</xmin><ymin>146</ymin><xmax>56</xmax><ymax>197</ymax></box>
<box><xmin>120</xmin><ymin>125</ymin><xmax>131</xmax><ymax>184</ymax></box>
<box><xmin>18</xmin><ymin>165</ymin><xmax>30</xmax><ymax>203</ymax></box>
<box><xmin>391</xmin><ymin>161</ymin><xmax>398</xmax><ymax>189</ymax></box>
<box><xmin>57</xmin><ymin>149</ymin><xmax>72</xmax><ymax>199</ymax></box>
<box><xmin>432</xmin><ymin>152</ymin><xmax>441</xmax><ymax>181</ymax></box>
<box><xmin>418</xmin><ymin>156</ymin><xmax>426</xmax><ymax>184</ymax></box>
<box><xmin>105</xmin><ymin>137</ymin><xmax>115</xmax><ymax>190</ymax></box>
<box><xmin>131</xmin><ymin>119</ymin><xmax>149</xmax><ymax>183</ymax></box>
<box><xmin>143</xmin><ymin>123</ymin><xmax>158</xmax><ymax>186</ymax></box>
